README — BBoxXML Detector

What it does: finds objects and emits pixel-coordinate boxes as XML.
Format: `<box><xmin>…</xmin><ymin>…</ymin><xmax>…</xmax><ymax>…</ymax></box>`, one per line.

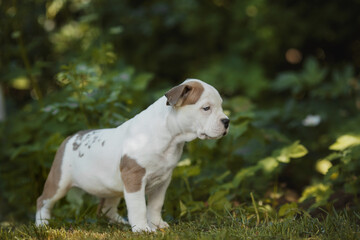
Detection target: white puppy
<box><xmin>35</xmin><ymin>79</ymin><xmax>229</xmax><ymax>232</ymax></box>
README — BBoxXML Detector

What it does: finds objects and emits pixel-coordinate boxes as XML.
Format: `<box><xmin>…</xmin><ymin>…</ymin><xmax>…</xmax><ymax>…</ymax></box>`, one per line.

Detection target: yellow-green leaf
<box><xmin>329</xmin><ymin>135</ymin><xmax>360</xmax><ymax>151</ymax></box>
<box><xmin>289</xmin><ymin>144</ymin><xmax>308</xmax><ymax>158</ymax></box>
<box><xmin>277</xmin><ymin>155</ymin><xmax>290</xmax><ymax>163</ymax></box>
<box><xmin>277</xmin><ymin>141</ymin><xmax>308</xmax><ymax>163</ymax></box>
<box><xmin>259</xmin><ymin>157</ymin><xmax>279</xmax><ymax>172</ymax></box>
<box><xmin>179</xmin><ymin>200</ymin><xmax>187</xmax><ymax>217</ymax></box>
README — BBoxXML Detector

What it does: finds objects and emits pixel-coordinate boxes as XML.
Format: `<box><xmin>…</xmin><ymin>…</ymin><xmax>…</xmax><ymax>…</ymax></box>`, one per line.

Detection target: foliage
<box><xmin>1</xmin><ymin>0</ymin><xmax>360</xmax><ymax>226</ymax></box>
<box><xmin>299</xmin><ymin>135</ymin><xmax>360</xmax><ymax>210</ymax></box>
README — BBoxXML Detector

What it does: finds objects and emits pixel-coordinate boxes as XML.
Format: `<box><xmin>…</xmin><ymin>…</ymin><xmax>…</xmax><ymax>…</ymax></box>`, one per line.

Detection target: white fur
<box><xmin>35</xmin><ymin>79</ymin><xmax>228</xmax><ymax>232</ymax></box>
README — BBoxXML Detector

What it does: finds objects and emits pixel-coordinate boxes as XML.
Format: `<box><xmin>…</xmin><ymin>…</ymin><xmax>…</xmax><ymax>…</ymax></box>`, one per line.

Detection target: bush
<box><xmin>1</xmin><ymin>0</ymin><xmax>360</xmax><ymax>222</ymax></box>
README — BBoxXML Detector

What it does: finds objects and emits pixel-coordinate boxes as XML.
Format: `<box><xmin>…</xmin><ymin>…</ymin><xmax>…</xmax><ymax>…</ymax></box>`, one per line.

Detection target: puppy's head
<box><xmin>165</xmin><ymin>79</ymin><xmax>229</xmax><ymax>139</ymax></box>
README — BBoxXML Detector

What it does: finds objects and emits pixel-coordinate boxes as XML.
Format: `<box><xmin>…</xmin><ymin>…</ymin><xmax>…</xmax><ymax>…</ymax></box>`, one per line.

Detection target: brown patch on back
<box><xmin>165</xmin><ymin>81</ymin><xmax>204</xmax><ymax>107</ymax></box>
<box><xmin>77</xmin><ymin>129</ymin><xmax>94</xmax><ymax>137</ymax></box>
<box><xmin>120</xmin><ymin>155</ymin><xmax>146</xmax><ymax>193</ymax></box>
<box><xmin>37</xmin><ymin>136</ymin><xmax>70</xmax><ymax>210</ymax></box>
<box><xmin>72</xmin><ymin>130</ymin><xmax>94</xmax><ymax>151</ymax></box>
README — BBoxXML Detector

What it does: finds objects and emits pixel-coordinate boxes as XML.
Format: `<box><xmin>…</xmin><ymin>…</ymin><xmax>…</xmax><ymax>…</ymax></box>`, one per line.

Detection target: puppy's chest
<box><xmin>145</xmin><ymin>158</ymin><xmax>177</xmax><ymax>191</ymax></box>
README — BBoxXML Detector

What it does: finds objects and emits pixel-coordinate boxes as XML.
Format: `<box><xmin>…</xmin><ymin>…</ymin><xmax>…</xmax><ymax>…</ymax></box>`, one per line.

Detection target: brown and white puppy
<box><xmin>36</xmin><ymin>79</ymin><xmax>229</xmax><ymax>232</ymax></box>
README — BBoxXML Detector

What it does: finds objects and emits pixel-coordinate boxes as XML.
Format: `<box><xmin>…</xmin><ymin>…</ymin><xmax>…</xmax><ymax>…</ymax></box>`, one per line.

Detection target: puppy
<box><xmin>36</xmin><ymin>79</ymin><xmax>229</xmax><ymax>232</ymax></box>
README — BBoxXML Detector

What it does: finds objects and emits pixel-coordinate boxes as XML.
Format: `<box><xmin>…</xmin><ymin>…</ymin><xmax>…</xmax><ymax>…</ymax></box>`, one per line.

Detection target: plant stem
<box><xmin>251</xmin><ymin>192</ymin><xmax>260</xmax><ymax>225</ymax></box>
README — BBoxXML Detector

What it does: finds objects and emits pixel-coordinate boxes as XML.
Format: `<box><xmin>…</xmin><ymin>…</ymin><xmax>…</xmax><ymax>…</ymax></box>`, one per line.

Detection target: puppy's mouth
<box><xmin>200</xmin><ymin>131</ymin><xmax>227</xmax><ymax>140</ymax></box>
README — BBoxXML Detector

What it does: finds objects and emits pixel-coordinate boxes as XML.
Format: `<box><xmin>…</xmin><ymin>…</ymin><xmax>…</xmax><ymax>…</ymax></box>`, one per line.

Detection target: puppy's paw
<box><xmin>149</xmin><ymin>219</ymin><xmax>169</xmax><ymax>230</ymax></box>
<box><xmin>158</xmin><ymin>220</ymin><xmax>169</xmax><ymax>229</ymax></box>
<box><xmin>117</xmin><ymin>217</ymin><xmax>129</xmax><ymax>225</ymax></box>
<box><xmin>131</xmin><ymin>224</ymin><xmax>156</xmax><ymax>233</ymax></box>
<box><xmin>109</xmin><ymin>215</ymin><xmax>129</xmax><ymax>225</ymax></box>
<box><xmin>35</xmin><ymin>219</ymin><xmax>49</xmax><ymax>227</ymax></box>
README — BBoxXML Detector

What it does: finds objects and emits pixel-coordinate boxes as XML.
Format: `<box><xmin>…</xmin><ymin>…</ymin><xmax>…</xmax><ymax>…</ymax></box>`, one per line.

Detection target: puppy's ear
<box><xmin>165</xmin><ymin>81</ymin><xmax>204</xmax><ymax>107</ymax></box>
<box><xmin>165</xmin><ymin>84</ymin><xmax>191</xmax><ymax>107</ymax></box>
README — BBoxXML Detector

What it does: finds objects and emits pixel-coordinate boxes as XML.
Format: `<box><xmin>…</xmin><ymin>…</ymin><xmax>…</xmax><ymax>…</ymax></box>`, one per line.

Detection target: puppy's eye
<box><xmin>202</xmin><ymin>106</ymin><xmax>211</xmax><ymax>111</ymax></box>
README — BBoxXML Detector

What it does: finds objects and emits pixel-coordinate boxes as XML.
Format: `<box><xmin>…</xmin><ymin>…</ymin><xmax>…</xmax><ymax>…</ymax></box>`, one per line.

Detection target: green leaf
<box><xmin>186</xmin><ymin>201</ymin><xmax>205</xmax><ymax>213</ymax></box>
<box><xmin>277</xmin><ymin>141</ymin><xmax>308</xmax><ymax>163</ymax></box>
<box><xmin>287</xmin><ymin>141</ymin><xmax>308</xmax><ymax>158</ymax></box>
<box><xmin>179</xmin><ymin>200</ymin><xmax>187</xmax><ymax>217</ymax></box>
<box><xmin>216</xmin><ymin>170</ymin><xmax>231</xmax><ymax>182</ymax></box>
<box><xmin>273</xmin><ymin>72</ymin><xmax>300</xmax><ymax>91</ymax></box>
<box><xmin>207</xmin><ymin>190</ymin><xmax>231</xmax><ymax>211</ymax></box>
<box><xmin>259</xmin><ymin>157</ymin><xmax>279</xmax><ymax>173</ymax></box>
<box><xmin>302</xmin><ymin>57</ymin><xmax>327</xmax><ymax>87</ymax></box>
<box><xmin>329</xmin><ymin>135</ymin><xmax>360</xmax><ymax>151</ymax></box>
<box><xmin>173</xmin><ymin>165</ymin><xmax>201</xmax><ymax>178</ymax></box>
<box><xmin>277</xmin><ymin>155</ymin><xmax>290</xmax><ymax>163</ymax></box>
<box><xmin>299</xmin><ymin>183</ymin><xmax>333</xmax><ymax>210</ymax></box>
<box><xmin>233</xmin><ymin>165</ymin><xmax>260</xmax><ymax>187</ymax></box>
<box><xmin>278</xmin><ymin>202</ymin><xmax>299</xmax><ymax>218</ymax></box>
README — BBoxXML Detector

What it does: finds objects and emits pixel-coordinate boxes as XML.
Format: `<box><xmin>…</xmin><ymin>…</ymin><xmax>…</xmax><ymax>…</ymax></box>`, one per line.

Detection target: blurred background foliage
<box><xmin>1</xmin><ymin>0</ymin><xmax>360</xmax><ymax>223</ymax></box>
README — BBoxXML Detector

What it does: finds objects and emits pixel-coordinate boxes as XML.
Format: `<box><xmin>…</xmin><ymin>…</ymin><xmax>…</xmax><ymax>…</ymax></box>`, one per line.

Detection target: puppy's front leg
<box><xmin>124</xmin><ymin>187</ymin><xmax>154</xmax><ymax>233</ymax></box>
<box><xmin>121</xmin><ymin>155</ymin><xmax>152</xmax><ymax>232</ymax></box>
<box><xmin>146</xmin><ymin>176</ymin><xmax>171</xmax><ymax>229</ymax></box>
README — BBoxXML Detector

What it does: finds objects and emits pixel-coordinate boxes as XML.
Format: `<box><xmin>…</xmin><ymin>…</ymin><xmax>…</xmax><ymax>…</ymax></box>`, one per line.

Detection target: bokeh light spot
<box><xmin>285</xmin><ymin>48</ymin><xmax>302</xmax><ymax>64</ymax></box>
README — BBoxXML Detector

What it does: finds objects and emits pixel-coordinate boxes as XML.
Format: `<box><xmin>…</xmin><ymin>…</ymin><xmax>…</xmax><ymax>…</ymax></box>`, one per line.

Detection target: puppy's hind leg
<box><xmin>97</xmin><ymin>197</ymin><xmax>128</xmax><ymax>225</ymax></box>
<box><xmin>36</xmin><ymin>137</ymin><xmax>71</xmax><ymax>226</ymax></box>
<box><xmin>35</xmin><ymin>177</ymin><xmax>71</xmax><ymax>226</ymax></box>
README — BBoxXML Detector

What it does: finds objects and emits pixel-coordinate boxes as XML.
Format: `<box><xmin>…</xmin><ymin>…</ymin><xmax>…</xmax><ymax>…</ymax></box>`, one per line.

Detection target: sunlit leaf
<box><xmin>277</xmin><ymin>141</ymin><xmax>308</xmax><ymax>163</ymax></box>
<box><xmin>259</xmin><ymin>157</ymin><xmax>279</xmax><ymax>173</ymax></box>
<box><xmin>329</xmin><ymin>135</ymin><xmax>360</xmax><ymax>151</ymax></box>
<box><xmin>299</xmin><ymin>183</ymin><xmax>333</xmax><ymax>210</ymax></box>
<box><xmin>315</xmin><ymin>159</ymin><xmax>332</xmax><ymax>175</ymax></box>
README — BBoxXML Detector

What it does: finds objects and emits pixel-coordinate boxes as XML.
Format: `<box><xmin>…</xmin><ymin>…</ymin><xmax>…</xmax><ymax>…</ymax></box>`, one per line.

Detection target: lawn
<box><xmin>1</xmin><ymin>210</ymin><xmax>359</xmax><ymax>240</ymax></box>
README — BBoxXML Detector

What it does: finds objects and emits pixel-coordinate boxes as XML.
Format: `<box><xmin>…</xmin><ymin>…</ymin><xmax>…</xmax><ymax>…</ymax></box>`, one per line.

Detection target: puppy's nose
<box><xmin>221</xmin><ymin>118</ymin><xmax>230</xmax><ymax>129</ymax></box>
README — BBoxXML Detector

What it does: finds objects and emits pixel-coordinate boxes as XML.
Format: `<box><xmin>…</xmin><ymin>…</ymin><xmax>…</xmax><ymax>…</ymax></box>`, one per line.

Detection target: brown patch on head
<box><xmin>37</xmin><ymin>136</ymin><xmax>70</xmax><ymax>210</ymax></box>
<box><xmin>165</xmin><ymin>81</ymin><xmax>204</xmax><ymax>107</ymax></box>
<box><xmin>120</xmin><ymin>155</ymin><xmax>146</xmax><ymax>193</ymax></box>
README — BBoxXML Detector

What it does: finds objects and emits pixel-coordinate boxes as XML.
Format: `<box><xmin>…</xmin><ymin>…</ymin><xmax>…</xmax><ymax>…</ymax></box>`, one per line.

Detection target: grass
<box><xmin>1</xmin><ymin>209</ymin><xmax>359</xmax><ymax>240</ymax></box>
